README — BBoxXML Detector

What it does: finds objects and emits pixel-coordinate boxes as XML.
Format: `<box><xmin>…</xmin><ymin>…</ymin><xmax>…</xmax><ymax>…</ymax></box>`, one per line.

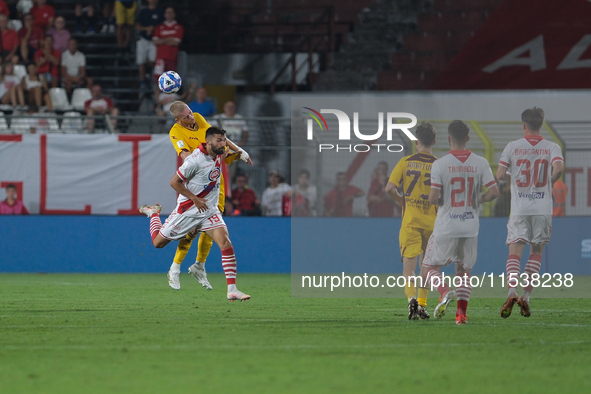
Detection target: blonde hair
<box><xmin>169</xmin><ymin>101</ymin><xmax>187</xmax><ymax>118</ymax></box>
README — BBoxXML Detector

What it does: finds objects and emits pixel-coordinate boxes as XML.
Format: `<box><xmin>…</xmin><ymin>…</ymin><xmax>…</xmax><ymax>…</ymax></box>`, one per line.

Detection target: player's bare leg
<box><xmin>455</xmin><ymin>263</ymin><xmax>471</xmax><ymax>325</ymax></box>
<box><xmin>165</xmin><ymin>227</ymin><xmax>199</xmax><ymax>291</ymax></box>
<box><xmin>501</xmin><ymin>242</ymin><xmax>526</xmax><ymax>318</ymax></box>
<box><xmin>188</xmin><ymin>233</ymin><xmax>214</xmax><ymax>290</ymax></box>
<box><xmin>416</xmin><ymin>255</ymin><xmax>430</xmax><ymax>319</ymax></box>
<box><xmin>140</xmin><ymin>204</ymin><xmax>179</xmax><ymax>289</ymax></box>
<box><xmin>517</xmin><ymin>243</ymin><xmax>544</xmax><ymax>317</ymax></box>
<box><xmin>425</xmin><ymin>265</ymin><xmax>456</xmax><ymax>319</ymax></box>
<box><xmin>205</xmin><ymin>226</ymin><xmax>250</xmax><ymax>301</ymax></box>
<box><xmin>402</xmin><ymin>256</ymin><xmax>419</xmax><ymax>320</ymax></box>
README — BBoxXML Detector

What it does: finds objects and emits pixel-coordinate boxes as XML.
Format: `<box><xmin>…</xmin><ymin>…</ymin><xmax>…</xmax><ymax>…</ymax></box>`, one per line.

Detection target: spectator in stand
<box><xmin>115</xmin><ymin>0</ymin><xmax>137</xmax><ymax>53</ymax></box>
<box><xmin>46</xmin><ymin>15</ymin><xmax>70</xmax><ymax>53</ymax></box>
<box><xmin>261</xmin><ymin>170</ymin><xmax>291</xmax><ymax>216</ymax></box>
<box><xmin>16</xmin><ymin>0</ymin><xmax>34</xmax><ymax>18</ymax></box>
<box><xmin>19</xmin><ymin>13</ymin><xmax>45</xmax><ymax>62</ymax></box>
<box><xmin>291</xmin><ymin>169</ymin><xmax>317</xmax><ymax>217</ymax></box>
<box><xmin>84</xmin><ymin>84</ymin><xmax>119</xmax><ymax>132</ymax></box>
<box><xmin>2</xmin><ymin>62</ymin><xmax>25</xmax><ymax>106</ymax></box>
<box><xmin>188</xmin><ymin>86</ymin><xmax>215</xmax><ymax>117</ymax></box>
<box><xmin>213</xmin><ymin>101</ymin><xmax>249</xmax><ymax>146</ymax></box>
<box><xmin>367</xmin><ymin>161</ymin><xmax>399</xmax><ymax>217</ymax></box>
<box><xmin>0</xmin><ymin>1</ymin><xmax>10</xmax><ymax>17</ymax></box>
<box><xmin>15</xmin><ymin>0</ymin><xmax>33</xmax><ymax>19</ymax></box>
<box><xmin>152</xmin><ymin>6</ymin><xmax>183</xmax><ymax>77</ymax></box>
<box><xmin>0</xmin><ymin>184</ymin><xmax>29</xmax><ymax>214</ymax></box>
<box><xmin>74</xmin><ymin>1</ymin><xmax>98</xmax><ymax>34</ymax></box>
<box><xmin>30</xmin><ymin>0</ymin><xmax>54</xmax><ymax>31</ymax></box>
<box><xmin>135</xmin><ymin>0</ymin><xmax>163</xmax><ymax>88</ymax></box>
<box><xmin>61</xmin><ymin>38</ymin><xmax>92</xmax><ymax>97</ymax></box>
<box><xmin>323</xmin><ymin>172</ymin><xmax>365</xmax><ymax>217</ymax></box>
<box><xmin>21</xmin><ymin>62</ymin><xmax>52</xmax><ymax>111</ymax></box>
<box><xmin>232</xmin><ymin>173</ymin><xmax>260</xmax><ymax>216</ymax></box>
<box><xmin>552</xmin><ymin>178</ymin><xmax>568</xmax><ymax>217</ymax></box>
<box><xmin>0</xmin><ymin>14</ymin><xmax>20</xmax><ymax>64</ymax></box>
<box><xmin>34</xmin><ymin>35</ymin><xmax>60</xmax><ymax>87</ymax></box>
<box><xmin>99</xmin><ymin>0</ymin><xmax>115</xmax><ymax>34</ymax></box>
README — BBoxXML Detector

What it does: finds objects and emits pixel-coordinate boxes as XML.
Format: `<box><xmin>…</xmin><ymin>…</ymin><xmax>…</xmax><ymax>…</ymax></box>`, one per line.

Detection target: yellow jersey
<box><xmin>389</xmin><ymin>152</ymin><xmax>437</xmax><ymax>230</ymax></box>
<box><xmin>168</xmin><ymin>113</ymin><xmax>239</xmax><ymax>209</ymax></box>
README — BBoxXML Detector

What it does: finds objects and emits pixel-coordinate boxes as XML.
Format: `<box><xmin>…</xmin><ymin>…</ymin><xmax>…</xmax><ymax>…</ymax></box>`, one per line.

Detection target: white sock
<box><xmin>227</xmin><ymin>284</ymin><xmax>237</xmax><ymax>292</ymax></box>
<box><xmin>169</xmin><ymin>262</ymin><xmax>181</xmax><ymax>273</ymax></box>
<box><xmin>508</xmin><ymin>288</ymin><xmax>518</xmax><ymax>298</ymax></box>
<box><xmin>195</xmin><ymin>262</ymin><xmax>205</xmax><ymax>270</ymax></box>
<box><xmin>522</xmin><ymin>290</ymin><xmax>531</xmax><ymax>301</ymax></box>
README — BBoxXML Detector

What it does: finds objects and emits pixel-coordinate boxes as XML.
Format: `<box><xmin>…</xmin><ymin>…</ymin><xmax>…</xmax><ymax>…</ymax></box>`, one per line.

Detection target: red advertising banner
<box><xmin>431</xmin><ymin>0</ymin><xmax>591</xmax><ymax>89</ymax></box>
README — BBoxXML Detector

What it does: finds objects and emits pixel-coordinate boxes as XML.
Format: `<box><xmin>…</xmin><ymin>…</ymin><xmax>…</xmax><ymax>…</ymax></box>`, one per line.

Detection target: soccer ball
<box><xmin>158</xmin><ymin>71</ymin><xmax>182</xmax><ymax>94</ymax></box>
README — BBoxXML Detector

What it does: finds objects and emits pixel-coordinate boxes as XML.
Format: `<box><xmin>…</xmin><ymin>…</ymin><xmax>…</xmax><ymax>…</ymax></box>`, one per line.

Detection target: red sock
<box><xmin>222</xmin><ymin>247</ymin><xmax>237</xmax><ymax>285</ymax></box>
<box><xmin>506</xmin><ymin>254</ymin><xmax>521</xmax><ymax>292</ymax></box>
<box><xmin>456</xmin><ymin>273</ymin><xmax>471</xmax><ymax>315</ymax></box>
<box><xmin>523</xmin><ymin>253</ymin><xmax>542</xmax><ymax>293</ymax></box>
<box><xmin>457</xmin><ymin>300</ymin><xmax>468</xmax><ymax>316</ymax></box>
<box><xmin>149</xmin><ymin>213</ymin><xmax>161</xmax><ymax>243</ymax></box>
<box><xmin>426</xmin><ymin>268</ymin><xmax>449</xmax><ymax>297</ymax></box>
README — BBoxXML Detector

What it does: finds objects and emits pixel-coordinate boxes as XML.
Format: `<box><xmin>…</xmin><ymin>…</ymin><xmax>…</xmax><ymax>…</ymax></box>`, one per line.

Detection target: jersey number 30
<box><xmin>515</xmin><ymin>159</ymin><xmax>549</xmax><ymax>188</ymax></box>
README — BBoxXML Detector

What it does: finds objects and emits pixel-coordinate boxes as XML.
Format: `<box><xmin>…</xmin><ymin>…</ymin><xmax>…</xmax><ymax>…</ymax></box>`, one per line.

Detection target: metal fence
<box><xmin>1</xmin><ymin>114</ymin><xmax>588</xmax><ymax>217</ymax></box>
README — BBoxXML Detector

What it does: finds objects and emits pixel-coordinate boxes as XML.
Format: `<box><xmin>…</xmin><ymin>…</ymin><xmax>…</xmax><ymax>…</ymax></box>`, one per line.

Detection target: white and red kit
<box><xmin>424</xmin><ymin>150</ymin><xmax>496</xmax><ymax>270</ymax></box>
<box><xmin>498</xmin><ymin>135</ymin><xmax>563</xmax><ymax>244</ymax></box>
<box><xmin>159</xmin><ymin>144</ymin><xmax>226</xmax><ymax>240</ymax></box>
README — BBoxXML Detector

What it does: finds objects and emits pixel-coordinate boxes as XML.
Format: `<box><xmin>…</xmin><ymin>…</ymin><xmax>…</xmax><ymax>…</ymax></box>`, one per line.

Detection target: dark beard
<box><xmin>212</xmin><ymin>146</ymin><xmax>225</xmax><ymax>155</ymax></box>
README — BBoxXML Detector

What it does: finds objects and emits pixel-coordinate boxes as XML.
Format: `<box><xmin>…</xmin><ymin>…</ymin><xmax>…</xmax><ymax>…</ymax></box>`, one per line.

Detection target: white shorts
<box><xmin>159</xmin><ymin>208</ymin><xmax>226</xmax><ymax>241</ymax></box>
<box><xmin>506</xmin><ymin>215</ymin><xmax>552</xmax><ymax>245</ymax></box>
<box><xmin>136</xmin><ymin>37</ymin><xmax>156</xmax><ymax>65</ymax></box>
<box><xmin>423</xmin><ymin>234</ymin><xmax>478</xmax><ymax>271</ymax></box>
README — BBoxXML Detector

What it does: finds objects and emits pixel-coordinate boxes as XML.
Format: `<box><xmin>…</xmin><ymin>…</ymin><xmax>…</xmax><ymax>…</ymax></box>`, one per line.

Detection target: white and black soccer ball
<box><xmin>158</xmin><ymin>71</ymin><xmax>182</xmax><ymax>94</ymax></box>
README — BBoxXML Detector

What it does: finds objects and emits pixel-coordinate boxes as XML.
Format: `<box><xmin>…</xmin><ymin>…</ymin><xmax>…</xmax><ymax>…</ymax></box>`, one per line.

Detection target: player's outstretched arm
<box><xmin>551</xmin><ymin>161</ymin><xmax>564</xmax><ymax>184</ymax></box>
<box><xmin>225</xmin><ymin>137</ymin><xmax>253</xmax><ymax>166</ymax></box>
<box><xmin>479</xmin><ymin>184</ymin><xmax>500</xmax><ymax>204</ymax></box>
<box><xmin>169</xmin><ymin>173</ymin><xmax>208</xmax><ymax>212</ymax></box>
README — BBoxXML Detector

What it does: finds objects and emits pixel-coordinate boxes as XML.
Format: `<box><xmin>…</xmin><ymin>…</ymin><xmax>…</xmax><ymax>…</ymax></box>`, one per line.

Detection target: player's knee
<box><xmin>153</xmin><ymin>238</ymin><xmax>168</xmax><ymax>248</ymax></box>
<box><xmin>219</xmin><ymin>238</ymin><xmax>232</xmax><ymax>250</ymax></box>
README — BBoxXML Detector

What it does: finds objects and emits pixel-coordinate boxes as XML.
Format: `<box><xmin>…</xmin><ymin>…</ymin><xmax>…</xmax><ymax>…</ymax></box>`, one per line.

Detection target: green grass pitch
<box><xmin>1</xmin><ymin>273</ymin><xmax>590</xmax><ymax>394</ymax></box>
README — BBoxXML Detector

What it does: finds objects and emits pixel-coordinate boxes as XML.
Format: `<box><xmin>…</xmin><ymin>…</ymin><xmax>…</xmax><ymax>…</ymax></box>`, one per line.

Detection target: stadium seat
<box><xmin>0</xmin><ymin>111</ymin><xmax>8</xmax><ymax>132</ymax></box>
<box><xmin>13</xmin><ymin>64</ymin><xmax>27</xmax><ymax>81</ymax></box>
<box><xmin>71</xmin><ymin>88</ymin><xmax>92</xmax><ymax>111</ymax></box>
<box><xmin>10</xmin><ymin>116</ymin><xmax>33</xmax><ymax>134</ymax></box>
<box><xmin>61</xmin><ymin>111</ymin><xmax>83</xmax><ymax>133</ymax></box>
<box><xmin>44</xmin><ymin>113</ymin><xmax>60</xmax><ymax>133</ymax></box>
<box><xmin>49</xmin><ymin>88</ymin><xmax>73</xmax><ymax>111</ymax></box>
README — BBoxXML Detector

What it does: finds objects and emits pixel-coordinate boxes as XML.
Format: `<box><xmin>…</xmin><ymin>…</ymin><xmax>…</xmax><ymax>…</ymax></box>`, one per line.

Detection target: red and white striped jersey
<box><xmin>431</xmin><ymin>150</ymin><xmax>496</xmax><ymax>238</ymax></box>
<box><xmin>175</xmin><ymin>144</ymin><xmax>222</xmax><ymax>215</ymax></box>
<box><xmin>499</xmin><ymin>135</ymin><xmax>563</xmax><ymax>216</ymax></box>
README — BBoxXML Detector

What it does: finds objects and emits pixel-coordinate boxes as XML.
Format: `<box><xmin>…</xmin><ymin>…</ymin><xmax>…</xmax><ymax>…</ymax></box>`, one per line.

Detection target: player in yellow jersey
<box><xmin>165</xmin><ymin>101</ymin><xmax>253</xmax><ymax>290</ymax></box>
<box><xmin>385</xmin><ymin>122</ymin><xmax>437</xmax><ymax>320</ymax></box>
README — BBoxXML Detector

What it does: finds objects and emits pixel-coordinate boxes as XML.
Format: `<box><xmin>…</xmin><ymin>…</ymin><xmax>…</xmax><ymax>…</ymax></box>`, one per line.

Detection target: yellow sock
<box><xmin>404</xmin><ymin>282</ymin><xmax>416</xmax><ymax>300</ymax></box>
<box><xmin>418</xmin><ymin>287</ymin><xmax>429</xmax><ymax>307</ymax></box>
<box><xmin>173</xmin><ymin>232</ymin><xmax>196</xmax><ymax>264</ymax></box>
<box><xmin>196</xmin><ymin>232</ymin><xmax>214</xmax><ymax>263</ymax></box>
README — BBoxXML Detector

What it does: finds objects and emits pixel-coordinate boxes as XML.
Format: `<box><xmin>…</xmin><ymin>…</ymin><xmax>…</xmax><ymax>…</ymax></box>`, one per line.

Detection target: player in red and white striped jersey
<box><xmin>139</xmin><ymin>126</ymin><xmax>250</xmax><ymax>302</ymax></box>
<box><xmin>423</xmin><ymin>120</ymin><xmax>499</xmax><ymax>324</ymax></box>
<box><xmin>498</xmin><ymin>107</ymin><xmax>564</xmax><ymax>318</ymax></box>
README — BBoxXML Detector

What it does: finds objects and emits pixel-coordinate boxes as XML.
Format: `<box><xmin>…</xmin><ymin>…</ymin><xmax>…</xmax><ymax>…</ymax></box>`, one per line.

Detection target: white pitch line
<box><xmin>2</xmin><ymin>340</ymin><xmax>590</xmax><ymax>351</ymax></box>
